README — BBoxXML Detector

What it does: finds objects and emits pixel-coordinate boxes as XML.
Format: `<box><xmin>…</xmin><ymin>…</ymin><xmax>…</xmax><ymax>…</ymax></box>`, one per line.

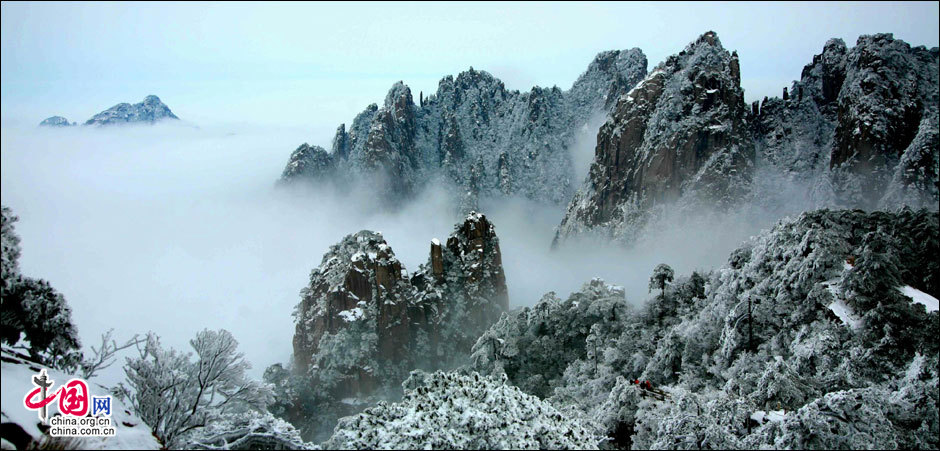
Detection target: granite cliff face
<box><xmin>556</xmin><ymin>32</ymin><xmax>939</xmax><ymax>245</ymax></box>
<box><xmin>290</xmin><ymin>212</ymin><xmax>508</xmax><ymax>400</ymax></box>
<box><xmin>556</xmin><ymin>31</ymin><xmax>754</xmax><ymax>243</ymax></box>
<box><xmin>279</xmin><ymin>50</ymin><xmax>648</xmax><ymax>206</ymax></box>
<box><xmin>751</xmin><ymin>38</ymin><xmax>848</xmax><ymax>176</ymax></box>
<box><xmin>269</xmin><ymin>212</ymin><xmax>508</xmax><ymax>440</ymax></box>
<box><xmin>84</xmin><ymin>95</ymin><xmax>179</xmax><ymax>126</ymax></box>
<box><xmin>754</xmin><ymin>33</ymin><xmax>938</xmax><ymax>209</ymax></box>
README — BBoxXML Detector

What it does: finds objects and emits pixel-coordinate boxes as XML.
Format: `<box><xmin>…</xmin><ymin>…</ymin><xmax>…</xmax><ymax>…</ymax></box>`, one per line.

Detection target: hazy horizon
<box><xmin>3</xmin><ymin>2</ymin><xmax>938</xmax><ymax>148</ymax></box>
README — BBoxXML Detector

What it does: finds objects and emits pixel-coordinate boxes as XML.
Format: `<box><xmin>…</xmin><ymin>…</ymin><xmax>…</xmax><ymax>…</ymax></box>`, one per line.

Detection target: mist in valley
<box><xmin>1</xmin><ymin>119</ymin><xmax>825</xmax><ymax>382</ymax></box>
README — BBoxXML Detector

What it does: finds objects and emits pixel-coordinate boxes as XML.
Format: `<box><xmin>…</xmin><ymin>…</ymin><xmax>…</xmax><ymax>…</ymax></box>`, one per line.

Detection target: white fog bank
<box><xmin>2</xmin><ymin>122</ymin><xmax>786</xmax><ymax>380</ymax></box>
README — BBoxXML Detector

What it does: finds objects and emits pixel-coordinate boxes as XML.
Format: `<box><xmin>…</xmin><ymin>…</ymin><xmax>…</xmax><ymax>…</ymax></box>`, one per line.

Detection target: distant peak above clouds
<box><xmin>38</xmin><ymin>116</ymin><xmax>76</xmax><ymax>127</ymax></box>
<box><xmin>81</xmin><ymin>95</ymin><xmax>180</xmax><ymax>126</ymax></box>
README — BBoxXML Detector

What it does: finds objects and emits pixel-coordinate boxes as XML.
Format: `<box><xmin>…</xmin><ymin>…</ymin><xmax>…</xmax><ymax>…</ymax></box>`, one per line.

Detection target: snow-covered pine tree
<box><xmin>1</xmin><ymin>206</ymin><xmax>21</xmax><ymax>294</ymax></box>
<box><xmin>649</xmin><ymin>263</ymin><xmax>675</xmax><ymax>297</ymax></box>
<box><xmin>0</xmin><ymin>205</ymin><xmax>81</xmax><ymax>370</ymax></box>
<box><xmin>469</xmin><ymin>279</ymin><xmax>629</xmax><ymax>399</ymax></box>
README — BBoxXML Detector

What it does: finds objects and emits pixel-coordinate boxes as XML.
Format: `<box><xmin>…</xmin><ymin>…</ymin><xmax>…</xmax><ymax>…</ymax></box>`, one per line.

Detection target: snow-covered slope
<box><xmin>899</xmin><ymin>285</ymin><xmax>939</xmax><ymax>312</ymax></box>
<box><xmin>0</xmin><ymin>349</ymin><xmax>161</xmax><ymax>450</ymax></box>
<box><xmin>324</xmin><ymin>370</ymin><xmax>599</xmax><ymax>450</ymax></box>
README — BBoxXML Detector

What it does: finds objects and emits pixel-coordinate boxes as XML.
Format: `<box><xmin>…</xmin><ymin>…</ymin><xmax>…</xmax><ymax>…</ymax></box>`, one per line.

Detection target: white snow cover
<box><xmin>898</xmin><ymin>285</ymin><xmax>939</xmax><ymax>313</ymax></box>
<box><xmin>466</xmin><ymin>211</ymin><xmax>484</xmax><ymax>222</ymax></box>
<box><xmin>823</xmin><ymin>266</ymin><xmax>861</xmax><ymax>329</ymax></box>
<box><xmin>325</xmin><ymin>371</ymin><xmax>599</xmax><ymax>449</ymax></box>
<box><xmin>431</xmin><ymin>238</ymin><xmax>441</xmax><ymax>246</ymax></box>
<box><xmin>750</xmin><ymin>409</ymin><xmax>788</xmax><ymax>424</ymax></box>
<box><xmin>0</xmin><ymin>350</ymin><xmax>161</xmax><ymax>449</ymax></box>
<box><xmin>827</xmin><ymin>299</ymin><xmax>862</xmax><ymax>329</ymax></box>
<box><xmin>337</xmin><ymin>307</ymin><xmax>364</xmax><ymax>322</ymax></box>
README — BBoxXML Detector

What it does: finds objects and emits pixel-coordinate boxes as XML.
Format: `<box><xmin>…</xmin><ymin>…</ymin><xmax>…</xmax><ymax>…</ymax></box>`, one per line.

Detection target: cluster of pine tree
<box><xmin>471</xmin><ymin>208</ymin><xmax>938</xmax><ymax>449</ymax></box>
<box><xmin>1</xmin><ymin>205</ymin><xmax>81</xmax><ymax>370</ymax></box>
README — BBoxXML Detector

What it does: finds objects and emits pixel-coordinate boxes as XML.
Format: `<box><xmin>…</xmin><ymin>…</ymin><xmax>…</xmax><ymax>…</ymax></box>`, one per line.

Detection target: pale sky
<box><xmin>2</xmin><ymin>1</ymin><xmax>938</xmax><ymax>145</ymax></box>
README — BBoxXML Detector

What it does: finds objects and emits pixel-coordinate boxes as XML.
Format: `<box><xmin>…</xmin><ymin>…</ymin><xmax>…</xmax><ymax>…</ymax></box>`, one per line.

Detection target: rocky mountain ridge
<box><xmin>39</xmin><ymin>95</ymin><xmax>180</xmax><ymax>127</ymax></box>
<box><xmin>279</xmin><ymin>49</ymin><xmax>648</xmax><ymax>207</ymax></box>
<box><xmin>85</xmin><ymin>95</ymin><xmax>179</xmax><ymax>126</ymax></box>
<box><xmin>760</xmin><ymin>33</ymin><xmax>939</xmax><ymax>209</ymax></box>
<box><xmin>555</xmin><ymin>31</ymin><xmax>939</xmax><ymax>245</ymax></box>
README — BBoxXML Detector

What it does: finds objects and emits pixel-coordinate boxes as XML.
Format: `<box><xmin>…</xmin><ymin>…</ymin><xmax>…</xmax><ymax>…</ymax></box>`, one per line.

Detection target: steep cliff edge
<box><xmin>556</xmin><ymin>31</ymin><xmax>753</xmax><ymax>244</ymax></box>
<box><xmin>556</xmin><ymin>32</ymin><xmax>938</xmax><ymax>246</ymax></box>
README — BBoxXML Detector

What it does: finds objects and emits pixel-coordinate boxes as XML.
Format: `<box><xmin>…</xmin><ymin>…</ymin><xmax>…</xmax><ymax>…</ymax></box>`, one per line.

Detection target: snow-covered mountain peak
<box><xmin>279</xmin><ymin>48</ymin><xmax>648</xmax><ymax>207</ymax></box>
<box><xmin>83</xmin><ymin>95</ymin><xmax>179</xmax><ymax>126</ymax></box>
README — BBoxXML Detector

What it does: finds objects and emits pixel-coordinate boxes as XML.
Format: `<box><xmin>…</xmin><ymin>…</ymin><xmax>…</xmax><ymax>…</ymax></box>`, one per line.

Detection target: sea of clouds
<box><xmin>2</xmin><ymin>120</ymin><xmax>811</xmax><ymax>382</ymax></box>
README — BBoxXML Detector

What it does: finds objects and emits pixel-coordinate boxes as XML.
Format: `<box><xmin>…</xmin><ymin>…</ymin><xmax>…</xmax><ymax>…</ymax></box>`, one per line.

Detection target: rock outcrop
<box><xmin>279</xmin><ymin>50</ymin><xmax>648</xmax><ymax>207</ymax></box>
<box><xmin>752</xmin><ymin>38</ymin><xmax>847</xmax><ymax>175</ymax></box>
<box><xmin>290</xmin><ymin>212</ymin><xmax>508</xmax><ymax>400</ymax></box>
<box><xmin>556</xmin><ymin>32</ymin><xmax>938</xmax><ymax>245</ymax></box>
<box><xmin>38</xmin><ymin>116</ymin><xmax>75</xmax><ymax>127</ymax></box>
<box><xmin>556</xmin><ymin>31</ymin><xmax>754</xmax><ymax>243</ymax></box>
<box><xmin>754</xmin><ymin>33</ymin><xmax>939</xmax><ymax>209</ymax></box>
<box><xmin>84</xmin><ymin>95</ymin><xmax>179</xmax><ymax>126</ymax></box>
<box><xmin>279</xmin><ymin>143</ymin><xmax>334</xmax><ymax>182</ymax></box>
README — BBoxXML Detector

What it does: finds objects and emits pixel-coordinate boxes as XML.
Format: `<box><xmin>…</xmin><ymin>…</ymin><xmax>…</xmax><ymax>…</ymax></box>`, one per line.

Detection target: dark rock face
<box><xmin>439</xmin><ymin>212</ymin><xmax>509</xmax><ymax>340</ymax></box>
<box><xmin>429</xmin><ymin>239</ymin><xmax>444</xmax><ymax>281</ymax></box>
<box><xmin>751</xmin><ymin>39</ymin><xmax>848</xmax><ymax>175</ymax></box>
<box><xmin>38</xmin><ymin>116</ymin><xmax>75</xmax><ymax>127</ymax></box>
<box><xmin>291</xmin><ymin>212</ymin><xmax>508</xmax><ymax>399</ymax></box>
<box><xmin>818</xmin><ymin>39</ymin><xmax>849</xmax><ymax>105</ymax></box>
<box><xmin>279</xmin><ymin>50</ymin><xmax>648</xmax><ymax>207</ymax></box>
<box><xmin>830</xmin><ymin>34</ymin><xmax>938</xmax><ymax>206</ymax></box>
<box><xmin>831</xmin><ymin>35</ymin><xmax>931</xmax><ymax>170</ymax></box>
<box><xmin>556</xmin><ymin>31</ymin><xmax>754</xmax><ymax>243</ymax></box>
<box><xmin>358</xmin><ymin>83</ymin><xmax>420</xmax><ymax>197</ymax></box>
<box><xmin>84</xmin><ymin>95</ymin><xmax>179</xmax><ymax>126</ymax></box>
<box><xmin>755</xmin><ymin>33</ymin><xmax>938</xmax><ymax>209</ymax></box>
<box><xmin>557</xmin><ymin>32</ymin><xmax>938</xmax><ymax>245</ymax></box>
